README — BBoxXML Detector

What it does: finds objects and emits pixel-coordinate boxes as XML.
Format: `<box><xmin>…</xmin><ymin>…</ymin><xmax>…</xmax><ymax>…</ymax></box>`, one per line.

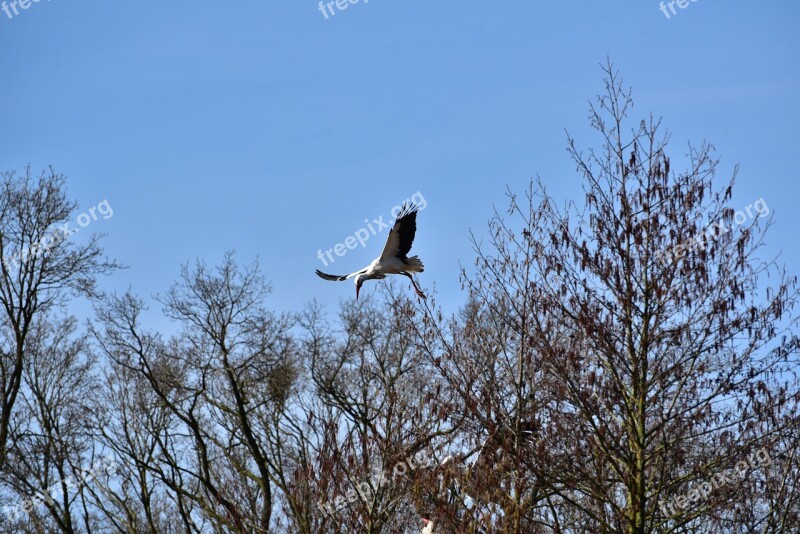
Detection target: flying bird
<box><xmin>315</xmin><ymin>203</ymin><xmax>426</xmax><ymax>300</ymax></box>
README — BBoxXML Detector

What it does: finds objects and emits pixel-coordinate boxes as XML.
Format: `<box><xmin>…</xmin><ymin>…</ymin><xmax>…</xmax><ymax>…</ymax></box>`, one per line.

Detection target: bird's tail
<box><xmin>405</xmin><ymin>256</ymin><xmax>424</xmax><ymax>273</ymax></box>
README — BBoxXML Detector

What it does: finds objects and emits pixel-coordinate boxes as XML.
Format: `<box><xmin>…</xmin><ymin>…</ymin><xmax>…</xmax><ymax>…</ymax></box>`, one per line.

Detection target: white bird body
<box><xmin>316</xmin><ymin>203</ymin><xmax>426</xmax><ymax>299</ymax></box>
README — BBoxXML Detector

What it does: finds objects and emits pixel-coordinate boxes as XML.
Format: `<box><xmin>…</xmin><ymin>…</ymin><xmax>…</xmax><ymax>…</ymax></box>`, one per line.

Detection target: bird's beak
<box><xmin>356</xmin><ymin>285</ymin><xmax>360</xmax><ymax>300</ymax></box>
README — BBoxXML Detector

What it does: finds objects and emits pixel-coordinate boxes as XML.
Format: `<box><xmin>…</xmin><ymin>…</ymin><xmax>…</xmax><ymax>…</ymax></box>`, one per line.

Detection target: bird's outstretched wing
<box><xmin>315</xmin><ymin>269</ymin><xmax>350</xmax><ymax>281</ymax></box>
<box><xmin>380</xmin><ymin>203</ymin><xmax>418</xmax><ymax>261</ymax></box>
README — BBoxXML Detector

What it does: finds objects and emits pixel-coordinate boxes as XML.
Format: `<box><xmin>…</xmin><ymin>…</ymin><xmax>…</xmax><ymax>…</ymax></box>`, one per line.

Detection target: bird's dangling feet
<box><xmin>412</xmin><ymin>281</ymin><xmax>427</xmax><ymax>300</ymax></box>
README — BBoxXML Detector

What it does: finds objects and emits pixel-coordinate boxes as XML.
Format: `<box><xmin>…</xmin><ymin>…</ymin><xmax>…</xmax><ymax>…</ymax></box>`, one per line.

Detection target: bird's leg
<box><xmin>401</xmin><ymin>272</ymin><xmax>427</xmax><ymax>299</ymax></box>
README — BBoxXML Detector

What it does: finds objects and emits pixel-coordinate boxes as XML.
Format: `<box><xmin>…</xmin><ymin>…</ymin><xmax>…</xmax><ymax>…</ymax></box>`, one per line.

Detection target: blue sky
<box><xmin>1</xmin><ymin>1</ymin><xmax>798</xmax><ymax>326</ymax></box>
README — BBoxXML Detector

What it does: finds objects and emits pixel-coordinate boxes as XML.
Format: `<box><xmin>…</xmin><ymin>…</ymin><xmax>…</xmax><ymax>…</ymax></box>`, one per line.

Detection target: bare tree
<box><xmin>282</xmin><ymin>293</ymin><xmax>452</xmax><ymax>534</ymax></box>
<box><xmin>400</xmin><ymin>259</ymin><xmax>555</xmax><ymax>533</ymax></box>
<box><xmin>410</xmin><ymin>63</ymin><xmax>800</xmax><ymax>533</ymax></box>
<box><xmin>87</xmin><ymin>350</ymin><xmax>195</xmax><ymax>533</ymax></box>
<box><xmin>0</xmin><ymin>316</ymin><xmax>101</xmax><ymax>533</ymax></box>
<box><xmin>92</xmin><ymin>253</ymin><xmax>297</xmax><ymax>533</ymax></box>
<box><xmin>0</xmin><ymin>167</ymin><xmax>117</xmax><ymax>470</ymax></box>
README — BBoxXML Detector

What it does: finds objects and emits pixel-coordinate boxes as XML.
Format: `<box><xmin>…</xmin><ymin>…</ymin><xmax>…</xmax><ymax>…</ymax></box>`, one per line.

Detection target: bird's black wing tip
<box><xmin>397</xmin><ymin>202</ymin><xmax>419</xmax><ymax>220</ymax></box>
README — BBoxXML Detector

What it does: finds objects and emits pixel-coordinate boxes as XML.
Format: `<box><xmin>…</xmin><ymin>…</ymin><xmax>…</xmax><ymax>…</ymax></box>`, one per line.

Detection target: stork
<box><xmin>315</xmin><ymin>203</ymin><xmax>426</xmax><ymax>299</ymax></box>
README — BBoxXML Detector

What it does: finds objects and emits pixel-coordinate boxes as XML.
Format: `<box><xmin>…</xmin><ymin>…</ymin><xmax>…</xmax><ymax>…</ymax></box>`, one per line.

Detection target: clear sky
<box><xmin>1</xmin><ymin>1</ymin><xmax>798</xmax><ymax>326</ymax></box>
